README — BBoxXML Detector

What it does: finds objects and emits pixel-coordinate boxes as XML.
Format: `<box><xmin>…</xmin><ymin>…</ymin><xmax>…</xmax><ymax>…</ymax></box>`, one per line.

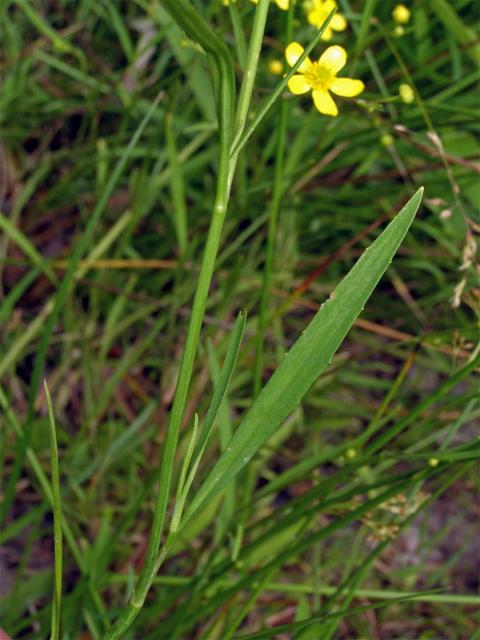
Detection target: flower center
<box><xmin>304</xmin><ymin>62</ymin><xmax>333</xmax><ymax>91</ymax></box>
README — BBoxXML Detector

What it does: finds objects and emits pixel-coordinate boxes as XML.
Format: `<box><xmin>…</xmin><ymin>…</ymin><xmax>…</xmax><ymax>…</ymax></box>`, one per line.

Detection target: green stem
<box><xmin>230</xmin><ymin>0</ymin><xmax>292</xmax><ymax>578</ymax></box>
<box><xmin>105</xmin><ymin>122</ymin><xmax>231</xmax><ymax>640</ymax></box>
<box><xmin>105</xmin><ymin>1</ymin><xmax>270</xmax><ymax>636</ymax></box>
<box><xmin>229</xmin><ymin>7</ymin><xmax>337</xmax><ymax>166</ymax></box>
<box><xmin>228</xmin><ymin>0</ymin><xmax>270</xmax><ymax>190</ymax></box>
<box><xmin>233</xmin><ymin>0</ymin><xmax>270</xmax><ymax>141</ymax></box>
<box><xmin>253</xmin><ymin>5</ymin><xmax>293</xmax><ymax>396</ymax></box>
<box><xmin>229</xmin><ymin>2</ymin><xmax>248</xmax><ymax>70</ymax></box>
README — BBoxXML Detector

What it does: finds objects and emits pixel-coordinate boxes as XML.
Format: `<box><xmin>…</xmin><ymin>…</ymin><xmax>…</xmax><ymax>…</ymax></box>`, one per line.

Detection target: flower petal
<box><xmin>318</xmin><ymin>45</ymin><xmax>347</xmax><ymax>74</ymax></box>
<box><xmin>275</xmin><ymin>0</ymin><xmax>289</xmax><ymax>9</ymax></box>
<box><xmin>321</xmin><ymin>26</ymin><xmax>333</xmax><ymax>41</ymax></box>
<box><xmin>306</xmin><ymin>9</ymin><xmax>318</xmax><ymax>27</ymax></box>
<box><xmin>306</xmin><ymin>0</ymin><xmax>329</xmax><ymax>28</ymax></box>
<box><xmin>331</xmin><ymin>12</ymin><xmax>347</xmax><ymax>31</ymax></box>
<box><xmin>323</xmin><ymin>0</ymin><xmax>336</xmax><ymax>10</ymax></box>
<box><xmin>285</xmin><ymin>42</ymin><xmax>312</xmax><ymax>73</ymax></box>
<box><xmin>330</xmin><ymin>78</ymin><xmax>364</xmax><ymax>97</ymax></box>
<box><xmin>288</xmin><ymin>74</ymin><xmax>312</xmax><ymax>95</ymax></box>
<box><xmin>312</xmin><ymin>89</ymin><xmax>338</xmax><ymax>116</ymax></box>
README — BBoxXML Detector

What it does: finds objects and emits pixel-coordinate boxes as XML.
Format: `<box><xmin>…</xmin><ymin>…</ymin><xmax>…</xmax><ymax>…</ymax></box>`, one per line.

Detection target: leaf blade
<box><xmin>185</xmin><ymin>188</ymin><xmax>424</xmax><ymax>521</ymax></box>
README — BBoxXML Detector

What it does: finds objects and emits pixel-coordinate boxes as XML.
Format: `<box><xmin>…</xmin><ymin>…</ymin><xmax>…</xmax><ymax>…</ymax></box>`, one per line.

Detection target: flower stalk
<box><xmin>105</xmin><ymin>1</ymin><xmax>269</xmax><ymax>637</ymax></box>
<box><xmin>253</xmin><ymin>0</ymin><xmax>294</xmax><ymax>396</ymax></box>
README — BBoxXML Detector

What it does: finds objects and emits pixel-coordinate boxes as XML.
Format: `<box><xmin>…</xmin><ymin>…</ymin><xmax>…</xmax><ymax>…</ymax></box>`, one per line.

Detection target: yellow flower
<box><xmin>394</xmin><ymin>25</ymin><xmax>405</xmax><ymax>37</ymax></box>
<box><xmin>269</xmin><ymin>59</ymin><xmax>284</xmax><ymax>75</ymax></box>
<box><xmin>304</xmin><ymin>0</ymin><xmax>347</xmax><ymax>40</ymax></box>
<box><xmin>285</xmin><ymin>42</ymin><xmax>364</xmax><ymax>116</ymax></box>
<box><xmin>392</xmin><ymin>4</ymin><xmax>410</xmax><ymax>24</ymax></box>
<box><xmin>251</xmin><ymin>0</ymin><xmax>289</xmax><ymax>9</ymax></box>
<box><xmin>399</xmin><ymin>83</ymin><xmax>414</xmax><ymax>103</ymax></box>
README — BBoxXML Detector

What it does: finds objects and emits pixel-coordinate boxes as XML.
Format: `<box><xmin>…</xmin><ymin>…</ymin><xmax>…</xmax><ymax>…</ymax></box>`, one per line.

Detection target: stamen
<box><xmin>305</xmin><ymin>62</ymin><xmax>333</xmax><ymax>91</ymax></box>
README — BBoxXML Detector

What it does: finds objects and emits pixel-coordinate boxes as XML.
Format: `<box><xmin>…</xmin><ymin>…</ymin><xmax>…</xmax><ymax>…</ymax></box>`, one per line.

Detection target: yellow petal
<box><xmin>285</xmin><ymin>42</ymin><xmax>312</xmax><ymax>73</ymax></box>
<box><xmin>275</xmin><ymin>0</ymin><xmax>289</xmax><ymax>9</ymax></box>
<box><xmin>306</xmin><ymin>2</ymin><xmax>325</xmax><ymax>27</ymax></box>
<box><xmin>329</xmin><ymin>78</ymin><xmax>364</xmax><ymax>97</ymax></box>
<box><xmin>331</xmin><ymin>12</ymin><xmax>347</xmax><ymax>31</ymax></box>
<box><xmin>318</xmin><ymin>45</ymin><xmax>347</xmax><ymax>74</ymax></box>
<box><xmin>288</xmin><ymin>74</ymin><xmax>312</xmax><ymax>95</ymax></box>
<box><xmin>312</xmin><ymin>89</ymin><xmax>338</xmax><ymax>116</ymax></box>
<box><xmin>306</xmin><ymin>9</ymin><xmax>318</xmax><ymax>27</ymax></box>
<box><xmin>323</xmin><ymin>0</ymin><xmax>338</xmax><ymax>16</ymax></box>
<box><xmin>321</xmin><ymin>26</ymin><xmax>333</xmax><ymax>41</ymax></box>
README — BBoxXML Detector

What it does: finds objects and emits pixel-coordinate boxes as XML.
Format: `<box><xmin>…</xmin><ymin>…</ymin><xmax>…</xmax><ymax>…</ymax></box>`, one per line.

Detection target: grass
<box><xmin>1</xmin><ymin>0</ymin><xmax>479</xmax><ymax>638</ymax></box>
<box><xmin>44</xmin><ymin>381</ymin><xmax>62</xmax><ymax>640</ymax></box>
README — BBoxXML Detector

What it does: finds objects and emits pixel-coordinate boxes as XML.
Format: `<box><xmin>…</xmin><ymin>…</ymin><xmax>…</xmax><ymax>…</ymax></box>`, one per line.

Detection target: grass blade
<box><xmin>0</xmin><ymin>90</ymin><xmax>164</xmax><ymax>524</ymax></box>
<box><xmin>236</xmin><ymin>590</ymin><xmax>445</xmax><ymax>639</ymax></box>
<box><xmin>433</xmin><ymin>0</ymin><xmax>480</xmax><ymax>65</ymax></box>
<box><xmin>0</xmin><ymin>212</ymin><xmax>58</xmax><ymax>286</ymax></box>
<box><xmin>185</xmin><ymin>188</ymin><xmax>424</xmax><ymax>521</ymax></box>
<box><xmin>44</xmin><ymin>382</ymin><xmax>63</xmax><ymax>640</ymax></box>
<box><xmin>0</xmin><ymin>267</ymin><xmax>40</xmax><ymax>326</ymax></box>
<box><xmin>165</xmin><ymin>112</ymin><xmax>188</xmax><ymax>257</ymax></box>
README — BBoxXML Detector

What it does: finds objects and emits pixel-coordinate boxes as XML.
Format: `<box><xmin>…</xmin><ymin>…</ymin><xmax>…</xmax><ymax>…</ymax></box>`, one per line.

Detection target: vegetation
<box><xmin>1</xmin><ymin>0</ymin><xmax>478</xmax><ymax>638</ymax></box>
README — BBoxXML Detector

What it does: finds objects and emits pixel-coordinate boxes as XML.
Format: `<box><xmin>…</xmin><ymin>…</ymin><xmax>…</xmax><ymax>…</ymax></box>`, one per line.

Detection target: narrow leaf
<box><xmin>0</xmin><ymin>212</ymin><xmax>58</xmax><ymax>286</ymax></box>
<box><xmin>170</xmin><ymin>414</ymin><xmax>199</xmax><ymax>533</ymax></box>
<box><xmin>236</xmin><ymin>589</ymin><xmax>443</xmax><ymax>640</ymax></box>
<box><xmin>175</xmin><ymin>311</ymin><xmax>246</xmax><ymax>530</ymax></box>
<box><xmin>165</xmin><ymin>112</ymin><xmax>188</xmax><ymax>256</ymax></box>
<box><xmin>195</xmin><ymin>311</ymin><xmax>246</xmax><ymax>460</ymax></box>
<box><xmin>44</xmin><ymin>381</ymin><xmax>63</xmax><ymax>640</ymax></box>
<box><xmin>185</xmin><ymin>188</ymin><xmax>424</xmax><ymax>521</ymax></box>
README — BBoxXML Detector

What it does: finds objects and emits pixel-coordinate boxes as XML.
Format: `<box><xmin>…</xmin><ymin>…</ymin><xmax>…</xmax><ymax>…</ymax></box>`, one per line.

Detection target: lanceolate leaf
<box><xmin>185</xmin><ymin>188</ymin><xmax>424</xmax><ymax>522</ymax></box>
